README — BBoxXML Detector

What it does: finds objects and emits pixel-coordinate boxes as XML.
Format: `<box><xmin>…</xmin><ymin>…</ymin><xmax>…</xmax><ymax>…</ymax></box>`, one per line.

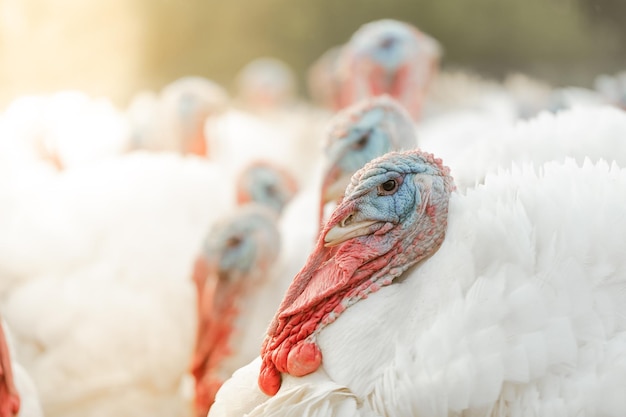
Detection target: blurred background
<box><xmin>0</xmin><ymin>0</ymin><xmax>624</xmax><ymax>109</ymax></box>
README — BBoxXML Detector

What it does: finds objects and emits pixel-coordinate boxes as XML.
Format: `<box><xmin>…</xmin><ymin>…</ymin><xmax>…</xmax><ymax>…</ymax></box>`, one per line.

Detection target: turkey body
<box><xmin>424</xmin><ymin>105</ymin><xmax>626</xmax><ymax>190</ymax></box>
<box><xmin>211</xmin><ymin>155</ymin><xmax>626</xmax><ymax>417</ymax></box>
<box><xmin>0</xmin><ymin>151</ymin><xmax>236</xmax><ymax>417</ymax></box>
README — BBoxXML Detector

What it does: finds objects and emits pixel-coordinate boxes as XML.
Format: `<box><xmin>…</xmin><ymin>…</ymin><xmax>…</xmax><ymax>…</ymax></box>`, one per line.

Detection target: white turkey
<box><xmin>125</xmin><ymin>76</ymin><xmax>230</xmax><ymax>157</ymax></box>
<box><xmin>335</xmin><ymin>19</ymin><xmax>441</xmax><ymax>121</ymax></box>
<box><xmin>211</xmin><ymin>148</ymin><xmax>626</xmax><ymax>417</ymax></box>
<box><xmin>189</xmin><ymin>205</ymin><xmax>285</xmax><ymax>416</ymax></box>
<box><xmin>189</xmin><ymin>159</ymin><xmax>321</xmax><ymax>415</ymax></box>
<box><xmin>234</xmin><ymin>57</ymin><xmax>297</xmax><ymax>115</ymax></box>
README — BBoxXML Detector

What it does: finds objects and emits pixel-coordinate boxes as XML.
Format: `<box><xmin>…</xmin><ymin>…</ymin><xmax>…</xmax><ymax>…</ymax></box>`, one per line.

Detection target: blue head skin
<box><xmin>324</xmin><ymin>149</ymin><xmax>454</xmax><ymax>248</ymax></box>
<box><xmin>201</xmin><ymin>205</ymin><xmax>281</xmax><ymax>291</ymax></box>
<box><xmin>160</xmin><ymin>76</ymin><xmax>229</xmax><ymax>155</ymax></box>
<box><xmin>320</xmin><ymin>95</ymin><xmax>417</xmax><ymax>226</ymax></box>
<box><xmin>350</xmin><ymin>19</ymin><xmax>419</xmax><ymax>72</ymax></box>
<box><xmin>236</xmin><ymin>162</ymin><xmax>299</xmax><ymax>215</ymax></box>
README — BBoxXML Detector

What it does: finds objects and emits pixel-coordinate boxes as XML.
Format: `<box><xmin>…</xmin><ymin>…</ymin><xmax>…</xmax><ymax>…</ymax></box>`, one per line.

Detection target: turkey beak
<box><xmin>324</xmin><ymin>212</ymin><xmax>378</xmax><ymax>247</ymax></box>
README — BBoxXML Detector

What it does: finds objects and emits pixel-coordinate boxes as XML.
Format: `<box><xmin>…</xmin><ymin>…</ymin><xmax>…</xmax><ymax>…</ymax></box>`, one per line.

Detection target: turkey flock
<box><xmin>1</xmin><ymin>18</ymin><xmax>626</xmax><ymax>417</ymax></box>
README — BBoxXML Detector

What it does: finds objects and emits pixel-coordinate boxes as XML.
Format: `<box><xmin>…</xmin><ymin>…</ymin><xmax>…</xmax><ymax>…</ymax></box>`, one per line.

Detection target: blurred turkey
<box><xmin>0</xmin><ymin>319</ymin><xmax>43</xmax><ymax>417</ymax></box>
<box><xmin>234</xmin><ymin>57</ymin><xmax>297</xmax><ymax>115</ymax></box>
<box><xmin>125</xmin><ymin>76</ymin><xmax>229</xmax><ymax>157</ymax></box>
<box><xmin>190</xmin><ymin>157</ymin><xmax>324</xmax><ymax>415</ymax></box>
<box><xmin>211</xmin><ymin>149</ymin><xmax>626</xmax><ymax>417</ymax></box>
<box><xmin>190</xmin><ymin>205</ymin><xmax>285</xmax><ymax>416</ymax></box>
<box><xmin>0</xmin><ymin>151</ymin><xmax>240</xmax><ymax>417</ymax></box>
<box><xmin>336</xmin><ymin>19</ymin><xmax>441</xmax><ymax>121</ymax></box>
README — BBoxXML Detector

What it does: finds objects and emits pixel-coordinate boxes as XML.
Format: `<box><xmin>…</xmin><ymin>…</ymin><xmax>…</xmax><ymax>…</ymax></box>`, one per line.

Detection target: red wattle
<box><xmin>258</xmin><ymin>358</ymin><xmax>282</xmax><ymax>396</ymax></box>
<box><xmin>287</xmin><ymin>341</ymin><xmax>322</xmax><ymax>377</ymax></box>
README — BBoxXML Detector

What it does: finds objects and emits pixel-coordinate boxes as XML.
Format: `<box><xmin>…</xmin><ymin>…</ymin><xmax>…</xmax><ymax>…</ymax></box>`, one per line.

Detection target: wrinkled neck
<box><xmin>259</xmin><ymin>191</ymin><xmax>450</xmax><ymax>396</ymax></box>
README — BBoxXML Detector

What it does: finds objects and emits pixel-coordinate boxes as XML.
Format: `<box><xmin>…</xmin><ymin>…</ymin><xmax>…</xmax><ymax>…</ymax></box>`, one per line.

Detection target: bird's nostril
<box><xmin>341</xmin><ymin>214</ymin><xmax>354</xmax><ymax>228</ymax></box>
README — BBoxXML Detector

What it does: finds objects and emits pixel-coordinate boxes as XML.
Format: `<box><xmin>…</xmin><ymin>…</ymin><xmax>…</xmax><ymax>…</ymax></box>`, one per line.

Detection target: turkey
<box><xmin>210</xmin><ymin>149</ymin><xmax>626</xmax><ymax>417</ymax></box>
<box><xmin>336</xmin><ymin>19</ymin><xmax>442</xmax><ymax>120</ymax></box>
<box><xmin>0</xmin><ymin>319</ymin><xmax>43</xmax><ymax>417</ymax></box>
<box><xmin>234</xmin><ymin>57</ymin><xmax>297</xmax><ymax>115</ymax></box>
<box><xmin>126</xmin><ymin>76</ymin><xmax>230</xmax><ymax>157</ymax></box>
<box><xmin>190</xmin><ymin>159</ymin><xmax>327</xmax><ymax>415</ymax></box>
<box><xmin>190</xmin><ymin>205</ymin><xmax>285</xmax><ymax>417</ymax></box>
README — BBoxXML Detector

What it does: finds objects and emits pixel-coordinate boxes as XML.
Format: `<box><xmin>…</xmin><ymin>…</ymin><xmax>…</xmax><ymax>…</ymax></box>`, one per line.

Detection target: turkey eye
<box><xmin>226</xmin><ymin>236</ymin><xmax>242</xmax><ymax>249</ymax></box>
<box><xmin>378</xmin><ymin>179</ymin><xmax>399</xmax><ymax>195</ymax></box>
<box><xmin>265</xmin><ymin>183</ymin><xmax>278</xmax><ymax>197</ymax></box>
<box><xmin>382</xmin><ymin>180</ymin><xmax>396</xmax><ymax>191</ymax></box>
<box><xmin>353</xmin><ymin>131</ymin><xmax>370</xmax><ymax>150</ymax></box>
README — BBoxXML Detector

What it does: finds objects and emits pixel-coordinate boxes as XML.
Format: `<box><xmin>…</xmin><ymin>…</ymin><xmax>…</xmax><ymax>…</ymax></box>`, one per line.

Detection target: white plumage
<box><xmin>2</xmin><ymin>30</ymin><xmax>626</xmax><ymax>416</ymax></box>
<box><xmin>207</xmin><ymin>103</ymin><xmax>329</xmax><ymax>191</ymax></box>
<box><xmin>0</xmin><ymin>91</ymin><xmax>131</xmax><ymax>171</ymax></box>
<box><xmin>211</xmin><ymin>156</ymin><xmax>626</xmax><ymax>417</ymax></box>
<box><xmin>419</xmin><ymin>105</ymin><xmax>626</xmax><ymax>190</ymax></box>
<box><xmin>0</xmin><ymin>152</ymin><xmax>237</xmax><ymax>417</ymax></box>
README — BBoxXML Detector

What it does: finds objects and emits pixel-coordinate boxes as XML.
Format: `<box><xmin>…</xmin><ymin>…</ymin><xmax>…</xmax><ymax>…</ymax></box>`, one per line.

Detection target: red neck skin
<box><xmin>0</xmin><ymin>323</ymin><xmax>20</xmax><ymax>417</ymax></box>
<box><xmin>185</xmin><ymin>121</ymin><xmax>209</xmax><ymax>157</ymax></box>
<box><xmin>258</xmin><ymin>190</ymin><xmax>449</xmax><ymax>396</ymax></box>
<box><xmin>338</xmin><ymin>61</ymin><xmax>422</xmax><ymax>121</ymax></box>
<box><xmin>190</xmin><ymin>258</ymin><xmax>240</xmax><ymax>417</ymax></box>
